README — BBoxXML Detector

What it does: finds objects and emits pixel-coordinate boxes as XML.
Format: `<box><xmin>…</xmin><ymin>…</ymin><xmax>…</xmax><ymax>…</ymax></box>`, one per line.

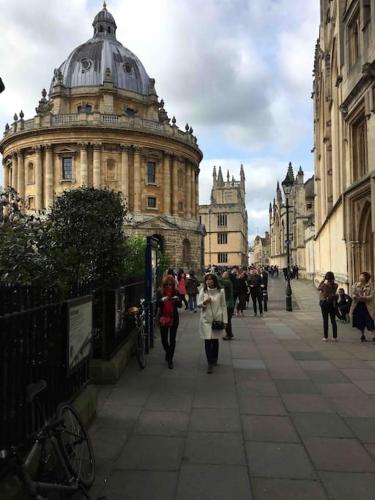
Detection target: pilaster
<box><xmin>120</xmin><ymin>145</ymin><xmax>129</xmax><ymax>203</ymax></box>
<box><xmin>186</xmin><ymin>161</ymin><xmax>192</xmax><ymax>218</ymax></box>
<box><xmin>79</xmin><ymin>142</ymin><xmax>88</xmax><ymax>187</ymax></box>
<box><xmin>133</xmin><ymin>146</ymin><xmax>141</xmax><ymax>212</ymax></box>
<box><xmin>93</xmin><ymin>143</ymin><xmax>102</xmax><ymax>188</ymax></box>
<box><xmin>17</xmin><ymin>150</ymin><xmax>25</xmax><ymax>200</ymax></box>
<box><xmin>45</xmin><ymin>144</ymin><xmax>54</xmax><ymax>207</ymax></box>
<box><xmin>163</xmin><ymin>153</ymin><xmax>171</xmax><ymax>215</ymax></box>
<box><xmin>34</xmin><ymin>145</ymin><xmax>43</xmax><ymax>210</ymax></box>
<box><xmin>172</xmin><ymin>156</ymin><xmax>178</xmax><ymax>215</ymax></box>
<box><xmin>11</xmin><ymin>153</ymin><xmax>18</xmax><ymax>192</ymax></box>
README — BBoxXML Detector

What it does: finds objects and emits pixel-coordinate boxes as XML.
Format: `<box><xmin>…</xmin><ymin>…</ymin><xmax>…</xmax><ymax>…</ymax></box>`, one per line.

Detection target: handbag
<box><xmin>159</xmin><ymin>316</ymin><xmax>173</xmax><ymax>327</ymax></box>
<box><xmin>209</xmin><ymin>302</ymin><xmax>224</xmax><ymax>330</ymax></box>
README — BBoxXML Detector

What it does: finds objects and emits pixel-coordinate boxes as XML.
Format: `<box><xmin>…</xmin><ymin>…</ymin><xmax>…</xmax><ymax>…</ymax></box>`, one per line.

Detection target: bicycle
<box><xmin>0</xmin><ymin>380</ymin><xmax>98</xmax><ymax>499</ymax></box>
<box><xmin>127</xmin><ymin>298</ymin><xmax>147</xmax><ymax>370</ymax></box>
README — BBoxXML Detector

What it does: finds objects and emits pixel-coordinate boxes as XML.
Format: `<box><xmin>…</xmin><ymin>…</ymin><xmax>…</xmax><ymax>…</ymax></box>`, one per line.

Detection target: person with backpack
<box><xmin>186</xmin><ymin>270</ymin><xmax>200</xmax><ymax>312</ymax></box>
<box><xmin>318</xmin><ymin>272</ymin><xmax>338</xmax><ymax>341</ymax></box>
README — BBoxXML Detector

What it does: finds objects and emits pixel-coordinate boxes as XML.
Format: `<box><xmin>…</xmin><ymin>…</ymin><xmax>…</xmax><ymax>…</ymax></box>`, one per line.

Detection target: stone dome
<box><xmin>50</xmin><ymin>3</ymin><xmax>152</xmax><ymax>96</ymax></box>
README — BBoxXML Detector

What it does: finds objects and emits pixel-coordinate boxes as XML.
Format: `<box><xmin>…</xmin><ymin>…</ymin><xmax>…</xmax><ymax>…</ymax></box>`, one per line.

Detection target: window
<box><xmin>77</xmin><ymin>104</ymin><xmax>92</xmax><ymax>114</ymax></box>
<box><xmin>352</xmin><ymin>113</ymin><xmax>368</xmax><ymax>180</ymax></box>
<box><xmin>147</xmin><ymin>196</ymin><xmax>157</xmax><ymax>208</ymax></box>
<box><xmin>217</xmin><ymin>214</ymin><xmax>227</xmax><ymax>226</ymax></box>
<box><xmin>147</xmin><ymin>161</ymin><xmax>156</xmax><ymax>184</ymax></box>
<box><xmin>178</xmin><ymin>170</ymin><xmax>184</xmax><ymax>189</ymax></box>
<box><xmin>348</xmin><ymin>13</ymin><xmax>360</xmax><ymax>67</ymax></box>
<box><xmin>306</xmin><ymin>203</ymin><xmax>312</xmax><ymax>210</ymax></box>
<box><xmin>107</xmin><ymin>159</ymin><xmax>116</xmax><ymax>180</ymax></box>
<box><xmin>28</xmin><ymin>196</ymin><xmax>35</xmax><ymax>210</ymax></box>
<box><xmin>62</xmin><ymin>157</ymin><xmax>73</xmax><ymax>180</ymax></box>
<box><xmin>218</xmin><ymin>252</ymin><xmax>228</xmax><ymax>263</ymax></box>
<box><xmin>125</xmin><ymin>107</ymin><xmax>136</xmax><ymax>117</ymax></box>
<box><xmin>217</xmin><ymin>232</ymin><xmax>228</xmax><ymax>244</ymax></box>
<box><xmin>27</xmin><ymin>162</ymin><xmax>35</xmax><ymax>185</ymax></box>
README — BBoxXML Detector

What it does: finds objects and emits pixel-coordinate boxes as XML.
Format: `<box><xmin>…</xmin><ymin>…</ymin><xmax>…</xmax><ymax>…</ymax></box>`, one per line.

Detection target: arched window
<box><xmin>99</xmin><ymin>25</ymin><xmax>104</xmax><ymax>32</ymax></box>
<box><xmin>77</xmin><ymin>104</ymin><xmax>92</xmax><ymax>114</ymax></box>
<box><xmin>107</xmin><ymin>26</ymin><xmax>111</xmax><ymax>34</ymax></box>
<box><xmin>178</xmin><ymin>169</ymin><xmax>184</xmax><ymax>189</ymax></box>
<box><xmin>183</xmin><ymin>239</ymin><xmax>191</xmax><ymax>265</ymax></box>
<box><xmin>106</xmin><ymin>159</ymin><xmax>116</xmax><ymax>180</ymax></box>
<box><xmin>27</xmin><ymin>162</ymin><xmax>35</xmax><ymax>185</ymax></box>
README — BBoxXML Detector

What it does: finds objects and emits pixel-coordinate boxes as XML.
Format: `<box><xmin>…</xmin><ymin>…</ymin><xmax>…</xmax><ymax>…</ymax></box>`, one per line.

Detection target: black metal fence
<box><xmin>0</xmin><ymin>302</ymin><xmax>90</xmax><ymax>449</ymax></box>
<box><xmin>93</xmin><ymin>281</ymin><xmax>145</xmax><ymax>359</ymax></box>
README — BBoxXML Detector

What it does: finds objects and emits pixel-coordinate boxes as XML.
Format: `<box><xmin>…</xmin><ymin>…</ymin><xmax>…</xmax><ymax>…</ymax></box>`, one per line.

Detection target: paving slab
<box><xmin>282</xmin><ymin>394</ymin><xmax>334</xmax><ymax>413</ymax></box>
<box><xmin>183</xmin><ymin>432</ymin><xmax>246</xmax><ymax>465</ymax></box>
<box><xmin>291</xmin><ymin>412</ymin><xmax>353</xmax><ymax>438</ymax></box>
<box><xmin>242</xmin><ymin>415</ymin><xmax>299</xmax><ymax>442</ymax></box>
<box><xmin>320</xmin><ymin>472</ymin><xmax>375</xmax><ymax>500</ymax></box>
<box><xmin>134</xmin><ymin>410</ymin><xmax>189</xmax><ymax>436</ymax></box>
<box><xmin>252</xmin><ymin>477</ymin><xmax>327</xmax><ymax>500</ymax></box>
<box><xmin>239</xmin><ymin>396</ymin><xmax>287</xmax><ymax>416</ymax></box>
<box><xmin>189</xmin><ymin>408</ymin><xmax>242</xmax><ymax>433</ymax></box>
<box><xmin>344</xmin><ymin>417</ymin><xmax>375</xmax><ymax>443</ymax></box>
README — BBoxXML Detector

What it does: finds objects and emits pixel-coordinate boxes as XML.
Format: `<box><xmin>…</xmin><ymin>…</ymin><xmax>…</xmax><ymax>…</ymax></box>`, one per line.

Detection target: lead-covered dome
<box><xmin>50</xmin><ymin>2</ymin><xmax>152</xmax><ymax>96</ymax></box>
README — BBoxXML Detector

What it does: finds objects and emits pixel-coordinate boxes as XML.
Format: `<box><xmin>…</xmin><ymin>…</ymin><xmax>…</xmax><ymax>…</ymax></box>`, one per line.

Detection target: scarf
<box><xmin>163</xmin><ymin>289</ymin><xmax>174</xmax><ymax>318</ymax></box>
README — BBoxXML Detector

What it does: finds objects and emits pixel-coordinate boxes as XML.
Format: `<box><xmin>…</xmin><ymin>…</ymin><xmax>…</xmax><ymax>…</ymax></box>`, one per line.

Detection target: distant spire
<box><xmin>287</xmin><ymin>161</ymin><xmax>294</xmax><ymax>182</ymax></box>
<box><xmin>298</xmin><ymin>165</ymin><xmax>304</xmax><ymax>175</ymax></box>
<box><xmin>103</xmin><ymin>1</ymin><xmax>107</xmax><ymax>9</ymax></box>
<box><xmin>276</xmin><ymin>180</ymin><xmax>280</xmax><ymax>191</ymax></box>
<box><xmin>217</xmin><ymin>166</ymin><xmax>224</xmax><ymax>186</ymax></box>
<box><xmin>240</xmin><ymin>163</ymin><xmax>245</xmax><ymax>180</ymax></box>
<box><xmin>213</xmin><ymin>165</ymin><xmax>217</xmax><ymax>185</ymax></box>
<box><xmin>269</xmin><ymin>202</ymin><xmax>272</xmax><ymax>213</ymax></box>
<box><xmin>227</xmin><ymin>169</ymin><xmax>230</xmax><ymax>182</ymax></box>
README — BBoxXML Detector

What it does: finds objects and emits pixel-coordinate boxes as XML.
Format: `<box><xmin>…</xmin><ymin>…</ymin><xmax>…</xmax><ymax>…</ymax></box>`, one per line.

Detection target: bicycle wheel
<box><xmin>57</xmin><ymin>404</ymin><xmax>95</xmax><ymax>488</ymax></box>
<box><xmin>136</xmin><ymin>326</ymin><xmax>146</xmax><ymax>370</ymax></box>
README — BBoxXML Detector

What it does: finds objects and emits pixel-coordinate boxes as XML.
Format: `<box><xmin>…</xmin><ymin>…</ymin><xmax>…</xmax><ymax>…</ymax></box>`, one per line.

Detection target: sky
<box><xmin>0</xmin><ymin>0</ymin><xmax>319</xmax><ymax>243</ymax></box>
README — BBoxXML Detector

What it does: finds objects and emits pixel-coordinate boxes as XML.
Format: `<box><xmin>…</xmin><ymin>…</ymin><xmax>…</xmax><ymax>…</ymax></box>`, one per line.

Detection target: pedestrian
<box><xmin>186</xmin><ymin>270</ymin><xmax>200</xmax><ymax>312</ymax></box>
<box><xmin>248</xmin><ymin>268</ymin><xmax>263</xmax><ymax>317</ymax></box>
<box><xmin>336</xmin><ymin>288</ymin><xmax>352</xmax><ymax>322</ymax></box>
<box><xmin>177</xmin><ymin>269</ymin><xmax>189</xmax><ymax>310</ymax></box>
<box><xmin>259</xmin><ymin>266</ymin><xmax>269</xmax><ymax>312</ymax></box>
<box><xmin>220</xmin><ymin>271</ymin><xmax>235</xmax><ymax>340</ymax></box>
<box><xmin>350</xmin><ymin>272</ymin><xmax>375</xmax><ymax>343</ymax></box>
<box><xmin>198</xmin><ymin>273</ymin><xmax>227</xmax><ymax>374</ymax></box>
<box><xmin>230</xmin><ymin>267</ymin><xmax>239</xmax><ymax>312</ymax></box>
<box><xmin>318</xmin><ymin>272</ymin><xmax>338</xmax><ymax>341</ymax></box>
<box><xmin>236</xmin><ymin>271</ymin><xmax>248</xmax><ymax>317</ymax></box>
<box><xmin>157</xmin><ymin>275</ymin><xmax>182</xmax><ymax>369</ymax></box>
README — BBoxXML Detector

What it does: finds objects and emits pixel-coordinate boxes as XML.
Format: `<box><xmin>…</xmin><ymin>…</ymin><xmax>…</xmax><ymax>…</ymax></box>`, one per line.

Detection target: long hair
<box><xmin>203</xmin><ymin>273</ymin><xmax>221</xmax><ymax>290</ymax></box>
<box><xmin>360</xmin><ymin>271</ymin><xmax>371</xmax><ymax>283</ymax></box>
<box><xmin>325</xmin><ymin>271</ymin><xmax>335</xmax><ymax>281</ymax></box>
<box><xmin>161</xmin><ymin>275</ymin><xmax>177</xmax><ymax>293</ymax></box>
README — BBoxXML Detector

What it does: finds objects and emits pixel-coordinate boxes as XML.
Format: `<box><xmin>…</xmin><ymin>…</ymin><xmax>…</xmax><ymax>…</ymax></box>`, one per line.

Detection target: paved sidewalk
<box><xmin>89</xmin><ymin>278</ymin><xmax>375</xmax><ymax>500</ymax></box>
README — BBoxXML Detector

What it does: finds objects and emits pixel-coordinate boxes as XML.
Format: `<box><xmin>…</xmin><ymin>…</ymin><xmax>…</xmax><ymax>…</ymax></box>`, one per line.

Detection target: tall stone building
<box><xmin>313</xmin><ymin>0</ymin><xmax>375</xmax><ymax>288</ymax></box>
<box><xmin>199</xmin><ymin>165</ymin><xmax>248</xmax><ymax>267</ymax></box>
<box><xmin>253</xmin><ymin>232</ymin><xmax>271</xmax><ymax>267</ymax></box>
<box><xmin>269</xmin><ymin>162</ymin><xmax>315</xmax><ymax>277</ymax></box>
<box><xmin>0</xmin><ymin>4</ymin><xmax>204</xmax><ymax>269</ymax></box>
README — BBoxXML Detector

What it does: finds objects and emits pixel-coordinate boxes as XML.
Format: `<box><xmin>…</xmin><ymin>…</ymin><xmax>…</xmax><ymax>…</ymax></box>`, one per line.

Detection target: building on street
<box><xmin>269</xmin><ymin>162</ymin><xmax>315</xmax><ymax>277</ymax></box>
<box><xmin>252</xmin><ymin>232</ymin><xmax>271</xmax><ymax>267</ymax></box>
<box><xmin>199</xmin><ymin>165</ymin><xmax>248</xmax><ymax>267</ymax></box>
<box><xmin>313</xmin><ymin>0</ymin><xmax>375</xmax><ymax>288</ymax></box>
<box><xmin>0</xmin><ymin>4</ymin><xmax>204</xmax><ymax>270</ymax></box>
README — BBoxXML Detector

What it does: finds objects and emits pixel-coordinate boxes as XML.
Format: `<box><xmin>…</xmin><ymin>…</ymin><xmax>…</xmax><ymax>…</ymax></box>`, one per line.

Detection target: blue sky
<box><xmin>0</xmin><ymin>0</ymin><xmax>319</xmax><ymax>242</ymax></box>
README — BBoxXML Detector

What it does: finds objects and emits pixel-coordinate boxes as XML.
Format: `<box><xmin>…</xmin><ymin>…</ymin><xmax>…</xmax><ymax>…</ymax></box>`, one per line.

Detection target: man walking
<box><xmin>248</xmin><ymin>268</ymin><xmax>263</xmax><ymax>317</ymax></box>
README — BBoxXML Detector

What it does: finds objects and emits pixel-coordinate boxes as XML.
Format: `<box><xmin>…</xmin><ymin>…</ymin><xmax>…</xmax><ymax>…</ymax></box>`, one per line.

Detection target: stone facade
<box><xmin>199</xmin><ymin>165</ymin><xmax>248</xmax><ymax>267</ymax></box>
<box><xmin>0</xmin><ymin>5</ymin><xmax>204</xmax><ymax>270</ymax></box>
<box><xmin>313</xmin><ymin>0</ymin><xmax>375</xmax><ymax>289</ymax></box>
<box><xmin>269</xmin><ymin>162</ymin><xmax>315</xmax><ymax>277</ymax></box>
<box><xmin>253</xmin><ymin>233</ymin><xmax>271</xmax><ymax>266</ymax></box>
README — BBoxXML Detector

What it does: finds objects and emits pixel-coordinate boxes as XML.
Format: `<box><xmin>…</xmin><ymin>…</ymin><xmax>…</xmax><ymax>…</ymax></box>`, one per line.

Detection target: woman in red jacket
<box><xmin>157</xmin><ymin>275</ymin><xmax>182</xmax><ymax>369</ymax></box>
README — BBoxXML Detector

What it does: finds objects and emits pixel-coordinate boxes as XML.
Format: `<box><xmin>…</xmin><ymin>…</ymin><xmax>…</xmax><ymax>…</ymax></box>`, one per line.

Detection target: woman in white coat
<box><xmin>198</xmin><ymin>273</ymin><xmax>228</xmax><ymax>374</ymax></box>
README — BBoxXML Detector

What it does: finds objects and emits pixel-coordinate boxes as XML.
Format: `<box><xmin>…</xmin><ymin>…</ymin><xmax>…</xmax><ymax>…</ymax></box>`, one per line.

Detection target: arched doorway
<box><xmin>151</xmin><ymin>233</ymin><xmax>164</xmax><ymax>253</ymax></box>
<box><xmin>357</xmin><ymin>201</ymin><xmax>374</xmax><ymax>278</ymax></box>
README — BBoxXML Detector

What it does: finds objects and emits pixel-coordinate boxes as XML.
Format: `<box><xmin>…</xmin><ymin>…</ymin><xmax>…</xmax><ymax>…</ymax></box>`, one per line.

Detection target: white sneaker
<box><xmin>322</xmin><ymin>337</ymin><xmax>327</xmax><ymax>342</ymax></box>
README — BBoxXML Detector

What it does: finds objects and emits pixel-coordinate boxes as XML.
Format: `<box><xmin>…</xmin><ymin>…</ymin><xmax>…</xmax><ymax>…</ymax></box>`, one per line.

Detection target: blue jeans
<box><xmin>188</xmin><ymin>293</ymin><xmax>197</xmax><ymax>311</ymax></box>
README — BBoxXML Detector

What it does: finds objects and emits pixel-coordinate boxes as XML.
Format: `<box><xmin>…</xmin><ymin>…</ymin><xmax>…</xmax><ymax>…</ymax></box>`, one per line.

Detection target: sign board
<box><xmin>66</xmin><ymin>295</ymin><xmax>93</xmax><ymax>373</ymax></box>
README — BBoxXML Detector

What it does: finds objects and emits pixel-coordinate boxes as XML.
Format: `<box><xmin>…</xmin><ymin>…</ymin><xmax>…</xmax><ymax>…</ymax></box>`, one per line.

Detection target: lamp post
<box><xmin>281</xmin><ymin>172</ymin><xmax>293</xmax><ymax>312</ymax></box>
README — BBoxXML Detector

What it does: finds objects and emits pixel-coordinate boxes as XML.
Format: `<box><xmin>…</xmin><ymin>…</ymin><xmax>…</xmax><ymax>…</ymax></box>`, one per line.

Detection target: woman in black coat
<box><xmin>156</xmin><ymin>275</ymin><xmax>182</xmax><ymax>369</ymax></box>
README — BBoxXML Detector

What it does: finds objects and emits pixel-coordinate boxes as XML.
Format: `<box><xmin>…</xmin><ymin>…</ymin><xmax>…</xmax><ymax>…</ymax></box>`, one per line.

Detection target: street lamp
<box><xmin>281</xmin><ymin>170</ymin><xmax>294</xmax><ymax>312</ymax></box>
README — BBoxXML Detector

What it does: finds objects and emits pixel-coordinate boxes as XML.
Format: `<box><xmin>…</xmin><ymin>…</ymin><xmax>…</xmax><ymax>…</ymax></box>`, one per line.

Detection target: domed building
<box><xmin>1</xmin><ymin>3</ymin><xmax>204</xmax><ymax>269</ymax></box>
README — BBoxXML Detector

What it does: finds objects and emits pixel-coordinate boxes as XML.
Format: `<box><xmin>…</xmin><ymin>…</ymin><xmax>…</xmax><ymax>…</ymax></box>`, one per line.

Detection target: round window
<box><xmin>124</xmin><ymin>62</ymin><xmax>132</xmax><ymax>73</ymax></box>
<box><xmin>81</xmin><ymin>58</ymin><xmax>92</xmax><ymax>71</ymax></box>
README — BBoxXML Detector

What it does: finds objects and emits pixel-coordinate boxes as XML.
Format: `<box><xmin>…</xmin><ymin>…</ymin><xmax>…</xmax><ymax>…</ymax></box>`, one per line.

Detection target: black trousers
<box><xmin>205</xmin><ymin>339</ymin><xmax>219</xmax><ymax>365</ymax></box>
<box><xmin>250</xmin><ymin>289</ymin><xmax>263</xmax><ymax>314</ymax></box>
<box><xmin>237</xmin><ymin>293</ymin><xmax>247</xmax><ymax>312</ymax></box>
<box><xmin>337</xmin><ymin>304</ymin><xmax>350</xmax><ymax>321</ymax></box>
<box><xmin>262</xmin><ymin>291</ymin><xmax>268</xmax><ymax>312</ymax></box>
<box><xmin>179</xmin><ymin>293</ymin><xmax>188</xmax><ymax>309</ymax></box>
<box><xmin>160</xmin><ymin>325</ymin><xmax>178</xmax><ymax>361</ymax></box>
<box><xmin>320</xmin><ymin>301</ymin><xmax>337</xmax><ymax>338</ymax></box>
<box><xmin>226</xmin><ymin>307</ymin><xmax>234</xmax><ymax>337</ymax></box>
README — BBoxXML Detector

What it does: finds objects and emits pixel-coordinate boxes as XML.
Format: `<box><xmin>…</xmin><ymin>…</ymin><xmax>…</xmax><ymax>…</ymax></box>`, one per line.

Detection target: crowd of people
<box><xmin>156</xmin><ymin>265</ymin><xmax>271</xmax><ymax>374</ymax></box>
<box><xmin>156</xmin><ymin>264</ymin><xmax>375</xmax><ymax>375</ymax></box>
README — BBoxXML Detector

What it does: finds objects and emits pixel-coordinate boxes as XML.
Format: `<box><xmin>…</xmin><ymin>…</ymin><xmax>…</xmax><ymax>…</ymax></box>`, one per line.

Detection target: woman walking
<box><xmin>186</xmin><ymin>270</ymin><xmax>200</xmax><ymax>312</ymax></box>
<box><xmin>350</xmin><ymin>272</ymin><xmax>375</xmax><ymax>343</ymax></box>
<box><xmin>236</xmin><ymin>271</ymin><xmax>248</xmax><ymax>317</ymax></box>
<box><xmin>198</xmin><ymin>273</ymin><xmax>227</xmax><ymax>373</ymax></box>
<box><xmin>157</xmin><ymin>275</ymin><xmax>182</xmax><ymax>369</ymax></box>
<box><xmin>177</xmin><ymin>269</ymin><xmax>189</xmax><ymax>310</ymax></box>
<box><xmin>318</xmin><ymin>272</ymin><xmax>338</xmax><ymax>341</ymax></box>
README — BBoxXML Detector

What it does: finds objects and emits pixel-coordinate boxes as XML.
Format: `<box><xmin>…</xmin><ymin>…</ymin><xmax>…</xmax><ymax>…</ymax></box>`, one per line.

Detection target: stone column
<box><xmin>191</xmin><ymin>167</ymin><xmax>196</xmax><ymax>218</ymax></box>
<box><xmin>93</xmin><ymin>143</ymin><xmax>101</xmax><ymax>188</ymax></box>
<box><xmin>120</xmin><ymin>145</ymin><xmax>129</xmax><ymax>203</ymax></box>
<box><xmin>133</xmin><ymin>146</ymin><xmax>141</xmax><ymax>212</ymax></box>
<box><xmin>35</xmin><ymin>146</ymin><xmax>43</xmax><ymax>211</ymax></box>
<box><xmin>12</xmin><ymin>153</ymin><xmax>18</xmax><ymax>192</ymax></box>
<box><xmin>186</xmin><ymin>161</ymin><xmax>192</xmax><ymax>218</ymax></box>
<box><xmin>45</xmin><ymin>144</ymin><xmax>54</xmax><ymax>207</ymax></box>
<box><xmin>195</xmin><ymin>168</ymin><xmax>199</xmax><ymax>219</ymax></box>
<box><xmin>163</xmin><ymin>153</ymin><xmax>171</xmax><ymax>215</ymax></box>
<box><xmin>172</xmin><ymin>156</ymin><xmax>179</xmax><ymax>215</ymax></box>
<box><xmin>3</xmin><ymin>161</ymin><xmax>9</xmax><ymax>188</ymax></box>
<box><xmin>17</xmin><ymin>150</ymin><xmax>25</xmax><ymax>200</ymax></box>
<box><xmin>79</xmin><ymin>142</ymin><xmax>88</xmax><ymax>186</ymax></box>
